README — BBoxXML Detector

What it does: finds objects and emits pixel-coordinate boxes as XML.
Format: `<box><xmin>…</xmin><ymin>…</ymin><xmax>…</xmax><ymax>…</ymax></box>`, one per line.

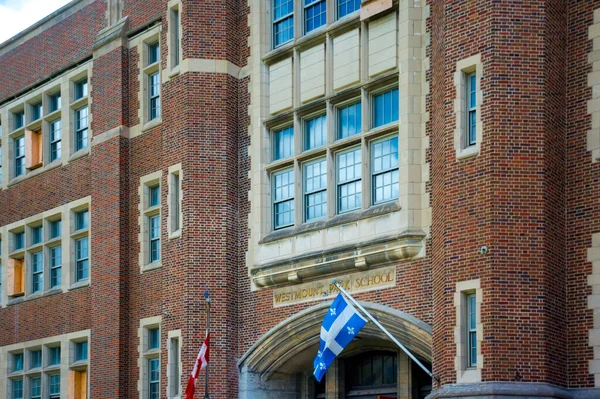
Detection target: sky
<box><xmin>0</xmin><ymin>0</ymin><xmax>73</xmax><ymax>44</ymax></box>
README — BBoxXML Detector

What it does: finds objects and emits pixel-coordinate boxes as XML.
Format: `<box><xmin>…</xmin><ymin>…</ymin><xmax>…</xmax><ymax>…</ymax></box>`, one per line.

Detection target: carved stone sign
<box><xmin>273</xmin><ymin>266</ymin><xmax>396</xmax><ymax>308</ymax></box>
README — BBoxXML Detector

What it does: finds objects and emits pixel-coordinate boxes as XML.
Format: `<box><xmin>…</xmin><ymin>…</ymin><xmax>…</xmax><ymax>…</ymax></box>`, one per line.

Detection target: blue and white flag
<box><xmin>313</xmin><ymin>293</ymin><xmax>367</xmax><ymax>382</ymax></box>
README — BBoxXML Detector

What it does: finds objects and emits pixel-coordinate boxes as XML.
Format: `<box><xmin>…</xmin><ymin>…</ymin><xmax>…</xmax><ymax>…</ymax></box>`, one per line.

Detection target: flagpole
<box><xmin>204</xmin><ymin>290</ymin><xmax>210</xmax><ymax>399</ymax></box>
<box><xmin>332</xmin><ymin>280</ymin><xmax>436</xmax><ymax>381</ymax></box>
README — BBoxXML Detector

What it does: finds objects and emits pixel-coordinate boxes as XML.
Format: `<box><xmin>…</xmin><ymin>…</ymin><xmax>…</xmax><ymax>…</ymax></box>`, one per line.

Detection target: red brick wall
<box><xmin>566</xmin><ymin>0</ymin><xmax>600</xmax><ymax>388</ymax></box>
<box><xmin>122</xmin><ymin>0</ymin><xmax>163</xmax><ymax>32</ymax></box>
<box><xmin>0</xmin><ymin>0</ymin><xmax>106</xmax><ymax>103</ymax></box>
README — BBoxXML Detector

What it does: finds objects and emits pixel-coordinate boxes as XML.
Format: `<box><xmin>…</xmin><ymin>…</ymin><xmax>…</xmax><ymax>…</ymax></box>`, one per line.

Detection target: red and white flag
<box><xmin>185</xmin><ymin>333</ymin><xmax>210</xmax><ymax>399</ymax></box>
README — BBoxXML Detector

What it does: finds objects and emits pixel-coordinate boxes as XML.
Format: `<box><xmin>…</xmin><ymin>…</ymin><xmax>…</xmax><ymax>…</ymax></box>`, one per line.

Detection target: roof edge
<box><xmin>0</xmin><ymin>0</ymin><xmax>100</xmax><ymax>57</ymax></box>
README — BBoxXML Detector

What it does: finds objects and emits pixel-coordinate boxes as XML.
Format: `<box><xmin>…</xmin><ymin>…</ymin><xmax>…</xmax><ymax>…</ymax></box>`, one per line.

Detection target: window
<box><xmin>371</xmin><ymin>136</ymin><xmax>398</xmax><ymax>204</ymax></box>
<box><xmin>13</xmin><ymin>110</ymin><xmax>25</xmax><ymax>130</ymax></box>
<box><xmin>14</xmin><ymin>353</ymin><xmax>24</xmax><ymax>372</ymax></box>
<box><xmin>148</xmin><ymin>42</ymin><xmax>160</xmax><ymax>65</ymax></box>
<box><xmin>172</xmin><ymin>8</ymin><xmax>180</xmax><ymax>67</ymax></box>
<box><xmin>48</xmin><ymin>347</ymin><xmax>61</xmax><ymax>366</ymax></box>
<box><xmin>168</xmin><ymin>166</ymin><xmax>183</xmax><ymax>236</ymax></box>
<box><xmin>31</xmin><ymin>102</ymin><xmax>43</xmax><ymax>121</ymax></box>
<box><xmin>75</xmin><ymin>341</ymin><xmax>88</xmax><ymax>362</ymax></box>
<box><xmin>467</xmin><ymin>293</ymin><xmax>477</xmax><ymax>368</ymax></box>
<box><xmin>75</xmin><ymin>106</ymin><xmax>89</xmax><ymax>151</ymax></box>
<box><xmin>273</xmin><ymin>0</ymin><xmax>294</xmax><ymax>47</ymax></box>
<box><xmin>12</xmin><ymin>379</ymin><xmax>23</xmax><ymax>399</ymax></box>
<box><xmin>373</xmin><ymin>88</ymin><xmax>399</xmax><ymax>128</ymax></box>
<box><xmin>305</xmin><ymin>0</ymin><xmax>326</xmax><ymax>33</ymax></box>
<box><xmin>75</xmin><ymin>237</ymin><xmax>89</xmax><ymax>282</ymax></box>
<box><xmin>149</xmin><ymin>358</ymin><xmax>160</xmax><ymax>399</ymax></box>
<box><xmin>50</xmin><ymin>245</ymin><xmax>62</xmax><ymax>288</ymax></box>
<box><xmin>149</xmin><ymin>72</ymin><xmax>161</xmax><ymax>121</ymax></box>
<box><xmin>50</xmin><ymin>119</ymin><xmax>62</xmax><ymax>162</ymax></box>
<box><xmin>48</xmin><ymin>374</ymin><xmax>60</xmax><ymax>399</ymax></box>
<box><xmin>345</xmin><ymin>351</ymin><xmax>397</xmax><ymax>398</ymax></box>
<box><xmin>31</xmin><ymin>251</ymin><xmax>43</xmax><ymax>293</ymax></box>
<box><xmin>149</xmin><ymin>215</ymin><xmax>160</xmax><ymax>263</ymax></box>
<box><xmin>305</xmin><ymin>114</ymin><xmax>326</xmax><ymax>150</ymax></box>
<box><xmin>149</xmin><ymin>185</ymin><xmax>160</xmax><ymax>207</ymax></box>
<box><xmin>14</xmin><ymin>231</ymin><xmax>25</xmax><ymax>251</ymax></box>
<box><xmin>168</xmin><ymin>335</ymin><xmax>181</xmax><ymax>398</ymax></box>
<box><xmin>140</xmin><ymin>319</ymin><xmax>161</xmax><ymax>399</ymax></box>
<box><xmin>273</xmin><ymin>168</ymin><xmax>294</xmax><ymax>229</ymax></box>
<box><xmin>14</xmin><ymin>135</ymin><xmax>25</xmax><ymax>177</ymax></box>
<box><xmin>304</xmin><ymin>158</ymin><xmax>327</xmax><ymax>221</ymax></box>
<box><xmin>74</xmin><ymin>79</ymin><xmax>88</xmax><ymax>100</ymax></box>
<box><xmin>466</xmin><ymin>72</ymin><xmax>476</xmax><ymax>147</ymax></box>
<box><xmin>31</xmin><ymin>226</ymin><xmax>43</xmax><ymax>245</ymax></box>
<box><xmin>30</xmin><ymin>350</ymin><xmax>42</xmax><ymax>369</ymax></box>
<box><xmin>76</xmin><ymin>210</ymin><xmax>89</xmax><ymax>231</ymax></box>
<box><xmin>338</xmin><ymin>0</ymin><xmax>361</xmax><ymax>19</ymax></box>
<box><xmin>148</xmin><ymin>328</ymin><xmax>160</xmax><ymax>350</ymax></box>
<box><xmin>338</xmin><ymin>102</ymin><xmax>362</xmax><ymax>139</ymax></box>
<box><xmin>49</xmin><ymin>220</ymin><xmax>62</xmax><ymax>239</ymax></box>
<box><xmin>49</xmin><ymin>93</ymin><xmax>61</xmax><ymax>113</ymax></box>
<box><xmin>172</xmin><ymin>173</ymin><xmax>180</xmax><ymax>231</ymax></box>
<box><xmin>337</xmin><ymin>147</ymin><xmax>362</xmax><ymax>213</ymax></box>
<box><xmin>274</xmin><ymin>126</ymin><xmax>294</xmax><ymax>160</ymax></box>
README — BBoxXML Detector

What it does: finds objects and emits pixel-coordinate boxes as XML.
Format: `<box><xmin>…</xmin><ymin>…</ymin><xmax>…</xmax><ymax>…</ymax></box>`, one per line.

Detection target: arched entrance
<box><xmin>238</xmin><ymin>301</ymin><xmax>432</xmax><ymax>399</ymax></box>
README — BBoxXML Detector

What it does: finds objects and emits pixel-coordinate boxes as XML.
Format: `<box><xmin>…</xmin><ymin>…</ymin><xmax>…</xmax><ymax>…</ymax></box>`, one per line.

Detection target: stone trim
<box><xmin>453</xmin><ymin>54</ymin><xmax>483</xmax><ymax>160</ymax></box>
<box><xmin>138</xmin><ymin>171</ymin><xmax>163</xmax><ymax>272</ymax></box>
<box><xmin>166</xmin><ymin>329</ymin><xmax>182</xmax><ymax>399</ymax></box>
<box><xmin>454</xmin><ymin>279</ymin><xmax>483</xmax><ymax>383</ymax></box>
<box><xmin>166</xmin><ymin>0</ymin><xmax>183</xmax><ymax>77</ymax></box>
<box><xmin>138</xmin><ymin>316</ymin><xmax>162</xmax><ymax>399</ymax></box>
<box><xmin>167</xmin><ymin>164</ymin><xmax>183</xmax><ymax>239</ymax></box>
<box><xmin>587</xmin><ymin>10</ymin><xmax>600</xmax><ymax>163</ymax></box>
<box><xmin>428</xmin><ymin>382</ymin><xmax>600</xmax><ymax>399</ymax></box>
<box><xmin>0</xmin><ymin>329</ymin><xmax>91</xmax><ymax>399</ymax></box>
<box><xmin>588</xmin><ymin>232</ymin><xmax>600</xmax><ymax>386</ymax></box>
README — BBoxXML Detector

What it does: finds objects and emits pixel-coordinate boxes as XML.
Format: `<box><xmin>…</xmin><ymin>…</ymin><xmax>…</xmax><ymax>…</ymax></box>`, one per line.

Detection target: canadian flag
<box><xmin>185</xmin><ymin>333</ymin><xmax>210</xmax><ymax>399</ymax></box>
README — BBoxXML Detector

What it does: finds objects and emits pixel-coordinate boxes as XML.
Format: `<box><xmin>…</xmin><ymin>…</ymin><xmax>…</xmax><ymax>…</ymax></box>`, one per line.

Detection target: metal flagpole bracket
<box><xmin>331</xmin><ymin>279</ymin><xmax>437</xmax><ymax>382</ymax></box>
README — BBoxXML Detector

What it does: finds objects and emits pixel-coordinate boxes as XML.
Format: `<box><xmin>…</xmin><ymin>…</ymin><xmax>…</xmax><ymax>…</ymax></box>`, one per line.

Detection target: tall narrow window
<box><xmin>14</xmin><ymin>231</ymin><xmax>25</xmax><ymax>251</ymax></box>
<box><xmin>49</xmin><ymin>93</ymin><xmax>61</xmax><ymax>113</ymax></box>
<box><xmin>75</xmin><ymin>106</ymin><xmax>89</xmax><ymax>151</ymax></box>
<box><xmin>168</xmin><ymin>337</ymin><xmax>181</xmax><ymax>398</ymax></box>
<box><xmin>30</xmin><ymin>350</ymin><xmax>42</xmax><ymax>369</ymax></box>
<box><xmin>169</xmin><ymin>169</ymin><xmax>182</xmax><ymax>235</ymax></box>
<box><xmin>48</xmin><ymin>374</ymin><xmax>61</xmax><ymax>399</ymax></box>
<box><xmin>31</xmin><ymin>226</ymin><xmax>43</xmax><ymax>245</ymax></box>
<box><xmin>371</xmin><ymin>136</ymin><xmax>399</xmax><ymax>204</ymax></box>
<box><xmin>338</xmin><ymin>102</ymin><xmax>362</xmax><ymax>139</ymax></box>
<box><xmin>304</xmin><ymin>158</ymin><xmax>327</xmax><ymax>221</ymax></box>
<box><xmin>171</xmin><ymin>8</ymin><xmax>180</xmax><ymax>67</ymax></box>
<box><xmin>13</xmin><ymin>353</ymin><xmax>24</xmax><ymax>371</ymax></box>
<box><xmin>467</xmin><ymin>293</ymin><xmax>477</xmax><ymax>368</ymax></box>
<box><xmin>337</xmin><ymin>147</ymin><xmax>362</xmax><ymax>213</ymax></box>
<box><xmin>14</xmin><ymin>135</ymin><xmax>25</xmax><ymax>177</ymax></box>
<box><xmin>305</xmin><ymin>0</ymin><xmax>326</xmax><ymax>33</ymax></box>
<box><xmin>13</xmin><ymin>110</ymin><xmax>25</xmax><ymax>130</ymax></box>
<box><xmin>50</xmin><ymin>245</ymin><xmax>62</xmax><ymax>288</ymax></box>
<box><xmin>273</xmin><ymin>168</ymin><xmax>294</xmax><ymax>229</ymax></box>
<box><xmin>149</xmin><ymin>358</ymin><xmax>160</xmax><ymax>399</ymax></box>
<box><xmin>31</xmin><ymin>101</ymin><xmax>43</xmax><ymax>121</ymax></box>
<box><xmin>75</xmin><ymin>341</ymin><xmax>88</xmax><ymax>362</ymax></box>
<box><xmin>148</xmin><ymin>328</ymin><xmax>160</xmax><ymax>350</ymax></box>
<box><xmin>76</xmin><ymin>210</ymin><xmax>89</xmax><ymax>231</ymax></box>
<box><xmin>31</xmin><ymin>251</ymin><xmax>43</xmax><ymax>293</ymax></box>
<box><xmin>48</xmin><ymin>346</ymin><xmax>61</xmax><ymax>366</ymax></box>
<box><xmin>338</xmin><ymin>0</ymin><xmax>361</xmax><ymax>19</ymax></box>
<box><xmin>274</xmin><ymin>126</ymin><xmax>294</xmax><ymax>160</ymax></box>
<box><xmin>305</xmin><ymin>115</ymin><xmax>326</xmax><ymax>150</ymax></box>
<box><xmin>75</xmin><ymin>79</ymin><xmax>88</xmax><ymax>100</ymax></box>
<box><xmin>12</xmin><ymin>379</ymin><xmax>23</xmax><ymax>399</ymax></box>
<box><xmin>373</xmin><ymin>88</ymin><xmax>399</xmax><ymax>128</ymax></box>
<box><xmin>148</xmin><ymin>184</ymin><xmax>161</xmax><ymax>263</ymax></box>
<box><xmin>148</xmin><ymin>42</ymin><xmax>160</xmax><ymax>65</ymax></box>
<box><xmin>149</xmin><ymin>72</ymin><xmax>161</xmax><ymax>120</ymax></box>
<box><xmin>466</xmin><ymin>72</ymin><xmax>477</xmax><ymax>147</ymax></box>
<box><xmin>273</xmin><ymin>0</ymin><xmax>294</xmax><ymax>47</ymax></box>
<box><xmin>30</xmin><ymin>376</ymin><xmax>42</xmax><ymax>399</ymax></box>
<box><xmin>75</xmin><ymin>237</ymin><xmax>89</xmax><ymax>282</ymax></box>
<box><xmin>50</xmin><ymin>119</ymin><xmax>62</xmax><ymax>162</ymax></box>
<box><xmin>50</xmin><ymin>220</ymin><xmax>62</xmax><ymax>239</ymax></box>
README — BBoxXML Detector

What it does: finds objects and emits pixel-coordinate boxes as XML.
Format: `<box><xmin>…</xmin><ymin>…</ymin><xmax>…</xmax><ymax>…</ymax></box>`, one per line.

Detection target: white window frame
<box><xmin>168</xmin><ymin>164</ymin><xmax>183</xmax><ymax>239</ymax></box>
<box><xmin>453</xmin><ymin>54</ymin><xmax>483</xmax><ymax>160</ymax></box>
<box><xmin>454</xmin><ymin>279</ymin><xmax>483</xmax><ymax>383</ymax></box>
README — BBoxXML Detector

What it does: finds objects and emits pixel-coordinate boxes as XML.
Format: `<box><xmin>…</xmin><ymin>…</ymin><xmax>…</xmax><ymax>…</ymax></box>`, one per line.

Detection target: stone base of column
<box><xmin>426</xmin><ymin>382</ymin><xmax>600</xmax><ymax>399</ymax></box>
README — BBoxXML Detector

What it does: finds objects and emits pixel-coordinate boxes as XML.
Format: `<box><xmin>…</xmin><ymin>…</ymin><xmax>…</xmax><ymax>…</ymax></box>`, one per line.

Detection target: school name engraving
<box><xmin>273</xmin><ymin>266</ymin><xmax>396</xmax><ymax>307</ymax></box>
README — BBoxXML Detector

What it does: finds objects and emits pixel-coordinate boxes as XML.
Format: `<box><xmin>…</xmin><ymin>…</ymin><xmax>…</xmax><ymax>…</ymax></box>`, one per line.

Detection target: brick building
<box><xmin>0</xmin><ymin>0</ymin><xmax>599</xmax><ymax>398</ymax></box>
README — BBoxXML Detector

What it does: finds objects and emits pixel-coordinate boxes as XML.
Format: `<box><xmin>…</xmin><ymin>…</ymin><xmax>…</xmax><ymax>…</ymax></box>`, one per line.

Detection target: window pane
<box><xmin>338</xmin><ymin>0</ymin><xmax>361</xmax><ymax>19</ymax></box>
<box><xmin>304</xmin><ymin>158</ymin><xmax>327</xmax><ymax>221</ymax></box>
<box><xmin>12</xmin><ymin>379</ymin><xmax>23</xmax><ymax>399</ymax></box>
<box><xmin>14</xmin><ymin>353</ymin><xmax>23</xmax><ymax>371</ymax></box>
<box><xmin>305</xmin><ymin>115</ymin><xmax>326</xmax><ymax>150</ymax></box>
<box><xmin>14</xmin><ymin>231</ymin><xmax>25</xmax><ymax>250</ymax></box>
<box><xmin>274</xmin><ymin>0</ymin><xmax>294</xmax><ymax>47</ymax></box>
<box><xmin>76</xmin><ymin>237</ymin><xmax>89</xmax><ymax>281</ymax></box>
<box><xmin>14</xmin><ymin>111</ymin><xmax>25</xmax><ymax>130</ymax></box>
<box><xmin>31</xmin><ymin>376</ymin><xmax>41</xmax><ymax>398</ymax></box>
<box><xmin>50</xmin><ymin>119</ymin><xmax>62</xmax><ymax>162</ymax></box>
<box><xmin>150</xmin><ymin>215</ymin><xmax>161</xmax><ymax>262</ymax></box>
<box><xmin>31</xmin><ymin>102</ymin><xmax>42</xmax><ymax>121</ymax></box>
<box><xmin>49</xmin><ymin>93</ymin><xmax>61</xmax><ymax>113</ymax></box>
<box><xmin>149</xmin><ymin>328</ymin><xmax>160</xmax><ymax>350</ymax></box>
<box><xmin>149</xmin><ymin>358</ymin><xmax>160</xmax><ymax>399</ymax></box>
<box><xmin>372</xmin><ymin>136</ymin><xmax>399</xmax><ymax>204</ymax></box>
<box><xmin>75</xmin><ymin>79</ymin><xmax>88</xmax><ymax>100</ymax></box>
<box><xmin>75</xmin><ymin>106</ymin><xmax>89</xmax><ymax>151</ymax></box>
<box><xmin>31</xmin><ymin>226</ymin><xmax>43</xmax><ymax>245</ymax></box>
<box><xmin>149</xmin><ymin>72</ymin><xmax>161</xmax><ymax>120</ymax></box>
<box><xmin>15</xmin><ymin>135</ymin><xmax>25</xmax><ymax>177</ymax></box>
<box><xmin>273</xmin><ymin>169</ymin><xmax>294</xmax><ymax>229</ymax></box>
<box><xmin>305</xmin><ymin>0</ymin><xmax>326</xmax><ymax>33</ymax></box>
<box><xmin>30</xmin><ymin>350</ymin><xmax>42</xmax><ymax>368</ymax></box>
<box><xmin>337</xmin><ymin>147</ymin><xmax>362</xmax><ymax>213</ymax></box>
<box><xmin>50</xmin><ymin>245</ymin><xmax>62</xmax><ymax>288</ymax></box>
<box><xmin>274</xmin><ymin>126</ymin><xmax>294</xmax><ymax>160</ymax></box>
<box><xmin>31</xmin><ymin>251</ymin><xmax>43</xmax><ymax>293</ymax></box>
<box><xmin>373</xmin><ymin>88</ymin><xmax>399</xmax><ymax>128</ymax></box>
<box><xmin>50</xmin><ymin>220</ymin><xmax>62</xmax><ymax>239</ymax></box>
<box><xmin>75</xmin><ymin>341</ymin><xmax>88</xmax><ymax>361</ymax></box>
<box><xmin>49</xmin><ymin>346</ymin><xmax>61</xmax><ymax>366</ymax></box>
<box><xmin>76</xmin><ymin>210</ymin><xmax>89</xmax><ymax>230</ymax></box>
<box><xmin>49</xmin><ymin>374</ymin><xmax>61</xmax><ymax>396</ymax></box>
<box><xmin>338</xmin><ymin>102</ymin><xmax>362</xmax><ymax>139</ymax></box>
<box><xmin>148</xmin><ymin>42</ymin><xmax>160</xmax><ymax>65</ymax></box>
<box><xmin>150</xmin><ymin>185</ymin><xmax>160</xmax><ymax>207</ymax></box>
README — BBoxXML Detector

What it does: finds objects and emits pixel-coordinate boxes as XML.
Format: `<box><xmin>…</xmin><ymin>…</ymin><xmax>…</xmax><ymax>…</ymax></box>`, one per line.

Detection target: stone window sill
<box><xmin>142</xmin><ymin>261</ymin><xmax>162</xmax><ymax>273</ymax></box>
<box><xmin>456</xmin><ymin>145</ymin><xmax>479</xmax><ymax>161</ymax></box>
<box><xmin>143</xmin><ymin>118</ymin><xmax>163</xmax><ymax>132</ymax></box>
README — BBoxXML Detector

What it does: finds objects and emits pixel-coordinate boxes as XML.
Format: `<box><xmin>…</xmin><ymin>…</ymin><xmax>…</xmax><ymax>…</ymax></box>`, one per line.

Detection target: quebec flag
<box><xmin>313</xmin><ymin>293</ymin><xmax>368</xmax><ymax>382</ymax></box>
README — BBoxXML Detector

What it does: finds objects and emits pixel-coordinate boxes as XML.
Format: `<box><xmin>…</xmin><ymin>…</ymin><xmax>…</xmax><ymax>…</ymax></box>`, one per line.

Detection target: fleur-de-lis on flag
<box><xmin>347</xmin><ymin>326</ymin><xmax>355</xmax><ymax>335</ymax></box>
<box><xmin>330</xmin><ymin>308</ymin><xmax>336</xmax><ymax>316</ymax></box>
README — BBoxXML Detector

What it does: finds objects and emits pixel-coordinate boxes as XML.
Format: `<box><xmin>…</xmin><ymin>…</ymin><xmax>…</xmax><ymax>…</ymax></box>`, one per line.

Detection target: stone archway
<box><xmin>238</xmin><ymin>301</ymin><xmax>432</xmax><ymax>399</ymax></box>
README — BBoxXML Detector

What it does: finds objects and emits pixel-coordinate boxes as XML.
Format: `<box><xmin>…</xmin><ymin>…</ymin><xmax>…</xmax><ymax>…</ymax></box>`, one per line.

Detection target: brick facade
<box><xmin>0</xmin><ymin>0</ymin><xmax>598</xmax><ymax>398</ymax></box>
